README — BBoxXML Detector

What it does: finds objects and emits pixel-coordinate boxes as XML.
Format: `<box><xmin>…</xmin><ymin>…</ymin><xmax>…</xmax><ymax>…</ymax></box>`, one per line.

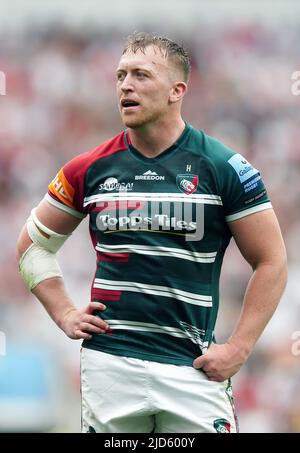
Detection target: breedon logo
<box><xmin>135</xmin><ymin>170</ymin><xmax>165</xmax><ymax>181</ymax></box>
<box><xmin>213</xmin><ymin>418</ymin><xmax>231</xmax><ymax>433</ymax></box>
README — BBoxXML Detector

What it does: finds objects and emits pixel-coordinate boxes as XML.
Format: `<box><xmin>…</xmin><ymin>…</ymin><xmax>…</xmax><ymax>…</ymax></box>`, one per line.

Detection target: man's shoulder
<box><xmin>201</xmin><ymin>131</ymin><xmax>236</xmax><ymax>164</ymax></box>
<box><xmin>62</xmin><ymin>131</ymin><xmax>127</xmax><ymax>177</ymax></box>
<box><xmin>187</xmin><ymin>126</ymin><xmax>237</xmax><ymax>176</ymax></box>
<box><xmin>70</xmin><ymin>131</ymin><xmax>127</xmax><ymax>167</ymax></box>
<box><xmin>191</xmin><ymin>127</ymin><xmax>236</xmax><ymax>165</ymax></box>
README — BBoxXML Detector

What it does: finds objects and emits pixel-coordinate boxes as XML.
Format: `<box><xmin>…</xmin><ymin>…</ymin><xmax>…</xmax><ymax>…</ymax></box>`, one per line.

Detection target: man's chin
<box><xmin>122</xmin><ymin>117</ymin><xmax>145</xmax><ymax>129</ymax></box>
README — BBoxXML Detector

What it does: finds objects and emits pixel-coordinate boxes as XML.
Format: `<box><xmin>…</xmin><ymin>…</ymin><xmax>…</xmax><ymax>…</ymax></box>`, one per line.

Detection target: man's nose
<box><xmin>120</xmin><ymin>75</ymin><xmax>134</xmax><ymax>92</ymax></box>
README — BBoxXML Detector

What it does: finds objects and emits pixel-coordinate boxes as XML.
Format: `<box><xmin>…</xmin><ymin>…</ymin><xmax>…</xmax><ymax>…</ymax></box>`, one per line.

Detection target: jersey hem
<box><xmin>82</xmin><ymin>343</ymin><xmax>194</xmax><ymax>367</ymax></box>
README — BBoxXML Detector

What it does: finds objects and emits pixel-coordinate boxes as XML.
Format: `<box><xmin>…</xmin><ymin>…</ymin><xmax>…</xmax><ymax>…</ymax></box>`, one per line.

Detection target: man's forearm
<box><xmin>228</xmin><ymin>260</ymin><xmax>288</xmax><ymax>357</ymax></box>
<box><xmin>17</xmin><ymin>203</ymin><xmax>107</xmax><ymax>341</ymax></box>
<box><xmin>32</xmin><ymin>277</ymin><xmax>76</xmax><ymax>331</ymax></box>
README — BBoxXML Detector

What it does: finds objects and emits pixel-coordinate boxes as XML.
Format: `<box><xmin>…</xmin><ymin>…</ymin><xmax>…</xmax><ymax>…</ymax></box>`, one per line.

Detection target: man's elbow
<box><xmin>253</xmin><ymin>248</ymin><xmax>288</xmax><ymax>289</ymax></box>
<box><xmin>264</xmin><ymin>251</ymin><xmax>288</xmax><ymax>289</ymax></box>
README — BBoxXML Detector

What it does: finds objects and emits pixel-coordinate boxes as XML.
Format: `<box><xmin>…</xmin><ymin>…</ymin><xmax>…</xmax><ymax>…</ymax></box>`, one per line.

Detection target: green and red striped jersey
<box><xmin>47</xmin><ymin>124</ymin><xmax>271</xmax><ymax>366</ymax></box>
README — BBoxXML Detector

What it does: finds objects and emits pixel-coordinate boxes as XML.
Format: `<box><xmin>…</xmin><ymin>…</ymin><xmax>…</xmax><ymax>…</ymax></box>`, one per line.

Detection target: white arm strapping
<box><xmin>19</xmin><ymin>208</ymin><xmax>71</xmax><ymax>291</ymax></box>
<box><xmin>19</xmin><ymin>243</ymin><xmax>63</xmax><ymax>291</ymax></box>
<box><xmin>27</xmin><ymin>208</ymin><xmax>70</xmax><ymax>253</ymax></box>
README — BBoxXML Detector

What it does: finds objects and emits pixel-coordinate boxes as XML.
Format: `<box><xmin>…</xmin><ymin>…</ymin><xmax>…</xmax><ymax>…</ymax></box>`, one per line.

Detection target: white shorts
<box><xmin>80</xmin><ymin>348</ymin><xmax>238</xmax><ymax>433</ymax></box>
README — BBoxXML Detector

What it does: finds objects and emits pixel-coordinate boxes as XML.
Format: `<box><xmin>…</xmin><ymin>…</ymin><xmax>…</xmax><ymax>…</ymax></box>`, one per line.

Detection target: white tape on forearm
<box><xmin>19</xmin><ymin>243</ymin><xmax>63</xmax><ymax>291</ymax></box>
<box><xmin>27</xmin><ymin>208</ymin><xmax>70</xmax><ymax>253</ymax></box>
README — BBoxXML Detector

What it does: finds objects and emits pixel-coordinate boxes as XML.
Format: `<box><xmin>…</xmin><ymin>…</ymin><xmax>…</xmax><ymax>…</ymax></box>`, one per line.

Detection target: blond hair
<box><xmin>123</xmin><ymin>32</ymin><xmax>191</xmax><ymax>83</ymax></box>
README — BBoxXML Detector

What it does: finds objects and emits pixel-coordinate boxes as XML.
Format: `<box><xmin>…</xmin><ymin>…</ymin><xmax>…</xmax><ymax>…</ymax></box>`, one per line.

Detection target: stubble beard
<box><xmin>121</xmin><ymin>107</ymin><xmax>163</xmax><ymax>130</ymax></box>
<box><xmin>122</xmin><ymin>115</ymin><xmax>145</xmax><ymax>129</ymax></box>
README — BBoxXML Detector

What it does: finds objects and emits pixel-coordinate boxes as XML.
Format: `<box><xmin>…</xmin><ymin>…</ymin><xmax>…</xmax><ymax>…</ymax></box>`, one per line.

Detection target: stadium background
<box><xmin>0</xmin><ymin>0</ymin><xmax>300</xmax><ymax>433</ymax></box>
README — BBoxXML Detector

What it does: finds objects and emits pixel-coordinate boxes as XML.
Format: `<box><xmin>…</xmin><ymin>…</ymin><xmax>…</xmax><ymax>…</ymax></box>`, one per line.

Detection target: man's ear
<box><xmin>169</xmin><ymin>81</ymin><xmax>187</xmax><ymax>103</ymax></box>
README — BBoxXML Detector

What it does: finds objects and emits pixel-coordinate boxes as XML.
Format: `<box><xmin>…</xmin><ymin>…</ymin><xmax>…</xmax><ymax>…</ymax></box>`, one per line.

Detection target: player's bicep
<box><xmin>35</xmin><ymin>198</ymin><xmax>83</xmax><ymax>234</ymax></box>
<box><xmin>228</xmin><ymin>209</ymin><xmax>287</xmax><ymax>269</ymax></box>
<box><xmin>17</xmin><ymin>199</ymin><xmax>83</xmax><ymax>258</ymax></box>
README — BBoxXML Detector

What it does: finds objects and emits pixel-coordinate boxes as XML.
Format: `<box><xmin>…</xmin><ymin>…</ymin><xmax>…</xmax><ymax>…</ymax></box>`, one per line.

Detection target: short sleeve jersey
<box><xmin>47</xmin><ymin>124</ymin><xmax>271</xmax><ymax>366</ymax></box>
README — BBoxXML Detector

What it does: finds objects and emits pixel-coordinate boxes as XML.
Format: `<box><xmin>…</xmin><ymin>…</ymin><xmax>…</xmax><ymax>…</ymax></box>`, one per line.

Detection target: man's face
<box><xmin>116</xmin><ymin>46</ymin><xmax>176</xmax><ymax>128</ymax></box>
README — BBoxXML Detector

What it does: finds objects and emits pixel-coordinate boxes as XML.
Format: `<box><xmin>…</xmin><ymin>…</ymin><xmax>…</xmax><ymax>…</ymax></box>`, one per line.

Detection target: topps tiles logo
<box><xmin>96</xmin><ymin>200</ymin><xmax>204</xmax><ymax>241</ymax></box>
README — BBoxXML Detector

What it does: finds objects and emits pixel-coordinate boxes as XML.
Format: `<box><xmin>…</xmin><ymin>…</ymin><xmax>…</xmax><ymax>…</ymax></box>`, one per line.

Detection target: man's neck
<box><xmin>128</xmin><ymin>117</ymin><xmax>186</xmax><ymax>158</ymax></box>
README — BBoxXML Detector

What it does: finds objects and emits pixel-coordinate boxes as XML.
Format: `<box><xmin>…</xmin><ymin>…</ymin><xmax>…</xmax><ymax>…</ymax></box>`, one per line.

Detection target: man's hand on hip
<box><xmin>193</xmin><ymin>342</ymin><xmax>248</xmax><ymax>382</ymax></box>
<box><xmin>61</xmin><ymin>302</ymin><xmax>109</xmax><ymax>340</ymax></box>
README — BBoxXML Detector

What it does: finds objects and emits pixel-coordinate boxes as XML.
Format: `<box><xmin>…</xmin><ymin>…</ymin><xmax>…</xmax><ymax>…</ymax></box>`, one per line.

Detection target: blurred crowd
<box><xmin>0</xmin><ymin>22</ymin><xmax>300</xmax><ymax>432</ymax></box>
